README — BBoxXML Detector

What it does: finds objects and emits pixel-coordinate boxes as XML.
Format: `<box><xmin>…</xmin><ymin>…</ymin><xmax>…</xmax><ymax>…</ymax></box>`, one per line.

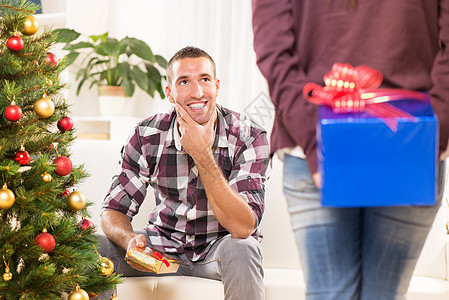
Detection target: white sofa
<box><xmin>71</xmin><ymin>122</ymin><xmax>449</xmax><ymax>300</ymax></box>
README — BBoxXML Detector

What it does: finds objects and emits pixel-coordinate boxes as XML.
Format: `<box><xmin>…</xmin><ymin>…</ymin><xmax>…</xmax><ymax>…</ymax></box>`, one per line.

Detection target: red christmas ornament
<box><xmin>44</xmin><ymin>52</ymin><xmax>58</xmax><ymax>67</ymax></box>
<box><xmin>58</xmin><ymin>189</ymin><xmax>71</xmax><ymax>198</ymax></box>
<box><xmin>57</xmin><ymin>116</ymin><xmax>74</xmax><ymax>132</ymax></box>
<box><xmin>35</xmin><ymin>229</ymin><xmax>56</xmax><ymax>253</ymax></box>
<box><xmin>14</xmin><ymin>149</ymin><xmax>31</xmax><ymax>165</ymax></box>
<box><xmin>53</xmin><ymin>156</ymin><xmax>72</xmax><ymax>176</ymax></box>
<box><xmin>78</xmin><ymin>218</ymin><xmax>94</xmax><ymax>230</ymax></box>
<box><xmin>4</xmin><ymin>102</ymin><xmax>22</xmax><ymax>122</ymax></box>
<box><xmin>6</xmin><ymin>35</ymin><xmax>24</xmax><ymax>52</ymax></box>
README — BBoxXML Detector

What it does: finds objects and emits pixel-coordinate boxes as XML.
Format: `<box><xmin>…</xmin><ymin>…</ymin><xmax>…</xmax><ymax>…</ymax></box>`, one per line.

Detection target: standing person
<box><xmin>252</xmin><ymin>1</ymin><xmax>448</xmax><ymax>299</ymax></box>
<box><xmin>100</xmin><ymin>46</ymin><xmax>270</xmax><ymax>300</ymax></box>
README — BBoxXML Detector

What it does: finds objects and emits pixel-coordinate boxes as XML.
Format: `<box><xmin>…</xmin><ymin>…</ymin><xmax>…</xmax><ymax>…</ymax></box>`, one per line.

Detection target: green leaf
<box><xmin>117</xmin><ymin>62</ymin><xmax>131</xmax><ymax>78</ymax></box>
<box><xmin>127</xmin><ymin>37</ymin><xmax>155</xmax><ymax>62</ymax></box>
<box><xmin>89</xmin><ymin>32</ymin><xmax>108</xmax><ymax>43</ymax></box>
<box><xmin>155</xmin><ymin>55</ymin><xmax>168</xmax><ymax>68</ymax></box>
<box><xmin>147</xmin><ymin>76</ymin><xmax>156</xmax><ymax>97</ymax></box>
<box><xmin>156</xmin><ymin>82</ymin><xmax>166</xmax><ymax>99</ymax></box>
<box><xmin>130</xmin><ymin>66</ymin><xmax>150</xmax><ymax>91</ymax></box>
<box><xmin>76</xmin><ymin>77</ymin><xmax>88</xmax><ymax>95</ymax></box>
<box><xmin>63</xmin><ymin>41</ymin><xmax>94</xmax><ymax>51</ymax></box>
<box><xmin>145</xmin><ymin>63</ymin><xmax>161</xmax><ymax>81</ymax></box>
<box><xmin>60</xmin><ymin>52</ymin><xmax>80</xmax><ymax>69</ymax></box>
<box><xmin>94</xmin><ymin>39</ymin><xmax>122</xmax><ymax>58</ymax></box>
<box><xmin>53</xmin><ymin>28</ymin><xmax>81</xmax><ymax>43</ymax></box>
<box><xmin>121</xmin><ymin>80</ymin><xmax>135</xmax><ymax>97</ymax></box>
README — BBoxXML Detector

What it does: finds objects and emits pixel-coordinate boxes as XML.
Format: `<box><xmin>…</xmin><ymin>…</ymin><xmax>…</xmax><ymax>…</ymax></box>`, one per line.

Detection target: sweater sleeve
<box><xmin>430</xmin><ymin>0</ymin><xmax>449</xmax><ymax>159</ymax></box>
<box><xmin>252</xmin><ymin>0</ymin><xmax>319</xmax><ymax>174</ymax></box>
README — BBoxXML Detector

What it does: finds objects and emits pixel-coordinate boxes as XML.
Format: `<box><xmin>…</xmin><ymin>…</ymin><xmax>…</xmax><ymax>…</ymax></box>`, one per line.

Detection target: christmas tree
<box><xmin>0</xmin><ymin>1</ymin><xmax>121</xmax><ymax>299</ymax></box>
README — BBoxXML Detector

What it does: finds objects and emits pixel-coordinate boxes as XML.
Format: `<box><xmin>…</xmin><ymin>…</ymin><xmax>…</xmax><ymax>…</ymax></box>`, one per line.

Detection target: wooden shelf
<box><xmin>72</xmin><ymin>116</ymin><xmax>141</xmax><ymax>142</ymax></box>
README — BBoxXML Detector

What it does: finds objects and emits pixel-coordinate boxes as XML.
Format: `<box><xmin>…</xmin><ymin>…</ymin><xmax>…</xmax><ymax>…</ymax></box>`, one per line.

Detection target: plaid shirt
<box><xmin>102</xmin><ymin>105</ymin><xmax>270</xmax><ymax>261</ymax></box>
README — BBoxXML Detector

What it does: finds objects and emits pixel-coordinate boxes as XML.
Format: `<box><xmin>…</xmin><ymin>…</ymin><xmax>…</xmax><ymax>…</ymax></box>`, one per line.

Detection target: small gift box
<box><xmin>305</xmin><ymin>63</ymin><xmax>438</xmax><ymax>207</ymax></box>
<box><xmin>125</xmin><ymin>248</ymin><xmax>181</xmax><ymax>274</ymax></box>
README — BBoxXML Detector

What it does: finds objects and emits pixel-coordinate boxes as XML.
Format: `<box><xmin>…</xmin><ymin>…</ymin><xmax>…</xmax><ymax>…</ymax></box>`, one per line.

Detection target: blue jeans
<box><xmin>283</xmin><ymin>154</ymin><xmax>446</xmax><ymax>300</ymax></box>
<box><xmin>98</xmin><ymin>233</ymin><xmax>264</xmax><ymax>300</ymax></box>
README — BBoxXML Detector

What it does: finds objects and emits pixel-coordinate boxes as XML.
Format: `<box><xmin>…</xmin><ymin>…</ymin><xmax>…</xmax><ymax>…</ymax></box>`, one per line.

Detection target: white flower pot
<box><xmin>97</xmin><ymin>86</ymin><xmax>128</xmax><ymax>117</ymax></box>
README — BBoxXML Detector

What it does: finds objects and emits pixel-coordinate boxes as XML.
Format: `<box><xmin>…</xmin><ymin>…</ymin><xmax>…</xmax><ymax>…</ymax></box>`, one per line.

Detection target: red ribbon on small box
<box><xmin>303</xmin><ymin>63</ymin><xmax>428</xmax><ymax>131</ymax></box>
<box><xmin>153</xmin><ymin>251</ymin><xmax>170</xmax><ymax>267</ymax></box>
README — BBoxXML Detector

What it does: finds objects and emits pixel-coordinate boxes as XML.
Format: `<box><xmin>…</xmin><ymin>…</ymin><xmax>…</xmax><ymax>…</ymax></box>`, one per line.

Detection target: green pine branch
<box><xmin>0</xmin><ymin>2</ymin><xmax>122</xmax><ymax>298</ymax></box>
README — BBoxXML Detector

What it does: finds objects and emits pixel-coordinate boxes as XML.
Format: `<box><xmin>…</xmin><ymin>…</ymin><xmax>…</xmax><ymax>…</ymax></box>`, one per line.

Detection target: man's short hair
<box><xmin>166</xmin><ymin>46</ymin><xmax>216</xmax><ymax>85</ymax></box>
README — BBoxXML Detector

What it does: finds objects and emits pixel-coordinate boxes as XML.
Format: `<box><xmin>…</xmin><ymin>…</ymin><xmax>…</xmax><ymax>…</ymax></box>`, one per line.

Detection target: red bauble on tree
<box><xmin>53</xmin><ymin>156</ymin><xmax>72</xmax><ymax>176</ymax></box>
<box><xmin>77</xmin><ymin>218</ymin><xmax>94</xmax><ymax>230</ymax></box>
<box><xmin>6</xmin><ymin>35</ymin><xmax>24</xmax><ymax>52</ymax></box>
<box><xmin>4</xmin><ymin>102</ymin><xmax>22</xmax><ymax>122</ymax></box>
<box><xmin>57</xmin><ymin>116</ymin><xmax>74</xmax><ymax>132</ymax></box>
<box><xmin>35</xmin><ymin>229</ymin><xmax>56</xmax><ymax>253</ymax></box>
<box><xmin>58</xmin><ymin>189</ymin><xmax>70</xmax><ymax>198</ymax></box>
<box><xmin>14</xmin><ymin>148</ymin><xmax>31</xmax><ymax>165</ymax></box>
<box><xmin>44</xmin><ymin>52</ymin><xmax>58</xmax><ymax>66</ymax></box>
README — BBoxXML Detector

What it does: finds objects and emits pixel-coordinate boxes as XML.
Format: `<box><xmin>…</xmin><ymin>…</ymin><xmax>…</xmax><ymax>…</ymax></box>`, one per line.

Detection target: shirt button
<box><xmin>247</xmin><ymin>176</ymin><xmax>252</xmax><ymax>180</ymax></box>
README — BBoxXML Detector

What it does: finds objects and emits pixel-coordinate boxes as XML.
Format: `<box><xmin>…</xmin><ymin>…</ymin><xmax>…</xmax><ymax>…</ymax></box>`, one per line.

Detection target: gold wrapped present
<box><xmin>125</xmin><ymin>248</ymin><xmax>181</xmax><ymax>274</ymax></box>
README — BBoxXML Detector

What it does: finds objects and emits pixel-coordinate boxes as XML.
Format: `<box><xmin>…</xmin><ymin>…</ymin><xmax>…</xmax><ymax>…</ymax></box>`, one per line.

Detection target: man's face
<box><xmin>165</xmin><ymin>57</ymin><xmax>220</xmax><ymax>125</ymax></box>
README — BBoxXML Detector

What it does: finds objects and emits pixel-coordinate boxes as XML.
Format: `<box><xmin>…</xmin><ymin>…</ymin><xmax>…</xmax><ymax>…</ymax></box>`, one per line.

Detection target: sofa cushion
<box><xmin>117</xmin><ymin>276</ymin><xmax>224</xmax><ymax>300</ymax></box>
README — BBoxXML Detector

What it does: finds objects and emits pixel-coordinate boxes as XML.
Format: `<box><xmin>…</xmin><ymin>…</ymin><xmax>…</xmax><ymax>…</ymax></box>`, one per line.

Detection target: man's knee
<box><xmin>220</xmin><ymin>237</ymin><xmax>263</xmax><ymax>263</ymax></box>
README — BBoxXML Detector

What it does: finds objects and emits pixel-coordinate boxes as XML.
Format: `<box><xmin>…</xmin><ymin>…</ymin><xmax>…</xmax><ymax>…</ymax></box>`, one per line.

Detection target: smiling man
<box><xmin>99</xmin><ymin>46</ymin><xmax>270</xmax><ymax>300</ymax></box>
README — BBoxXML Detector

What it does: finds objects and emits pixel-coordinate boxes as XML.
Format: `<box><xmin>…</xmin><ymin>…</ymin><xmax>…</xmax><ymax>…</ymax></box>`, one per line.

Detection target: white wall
<box><xmin>65</xmin><ymin>0</ymin><xmax>274</xmax><ymax>132</ymax></box>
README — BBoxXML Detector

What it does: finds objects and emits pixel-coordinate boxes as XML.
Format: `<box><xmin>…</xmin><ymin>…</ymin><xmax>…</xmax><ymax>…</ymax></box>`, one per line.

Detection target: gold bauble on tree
<box><xmin>41</xmin><ymin>172</ymin><xmax>52</xmax><ymax>183</ymax></box>
<box><xmin>66</xmin><ymin>191</ymin><xmax>87</xmax><ymax>212</ymax></box>
<box><xmin>22</xmin><ymin>15</ymin><xmax>38</xmax><ymax>35</ymax></box>
<box><xmin>0</xmin><ymin>184</ymin><xmax>15</xmax><ymax>210</ymax></box>
<box><xmin>2</xmin><ymin>266</ymin><xmax>12</xmax><ymax>281</ymax></box>
<box><xmin>34</xmin><ymin>95</ymin><xmax>55</xmax><ymax>118</ymax></box>
<box><xmin>110</xmin><ymin>291</ymin><xmax>118</xmax><ymax>300</ymax></box>
<box><xmin>68</xmin><ymin>285</ymin><xmax>89</xmax><ymax>300</ymax></box>
<box><xmin>100</xmin><ymin>256</ymin><xmax>114</xmax><ymax>276</ymax></box>
<box><xmin>45</xmin><ymin>77</ymin><xmax>53</xmax><ymax>87</ymax></box>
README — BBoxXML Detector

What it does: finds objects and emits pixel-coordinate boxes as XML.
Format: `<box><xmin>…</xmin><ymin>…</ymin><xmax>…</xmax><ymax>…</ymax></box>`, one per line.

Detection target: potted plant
<box><xmin>53</xmin><ymin>28</ymin><xmax>167</xmax><ymax>116</ymax></box>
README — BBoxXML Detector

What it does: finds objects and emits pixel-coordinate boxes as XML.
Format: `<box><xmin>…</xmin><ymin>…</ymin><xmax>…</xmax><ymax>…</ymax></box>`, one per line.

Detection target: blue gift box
<box><xmin>318</xmin><ymin>98</ymin><xmax>438</xmax><ymax>207</ymax></box>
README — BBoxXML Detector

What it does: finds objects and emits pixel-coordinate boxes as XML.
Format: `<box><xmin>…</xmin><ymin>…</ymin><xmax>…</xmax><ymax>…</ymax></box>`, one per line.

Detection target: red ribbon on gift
<box><xmin>154</xmin><ymin>251</ymin><xmax>170</xmax><ymax>267</ymax></box>
<box><xmin>303</xmin><ymin>63</ymin><xmax>428</xmax><ymax>131</ymax></box>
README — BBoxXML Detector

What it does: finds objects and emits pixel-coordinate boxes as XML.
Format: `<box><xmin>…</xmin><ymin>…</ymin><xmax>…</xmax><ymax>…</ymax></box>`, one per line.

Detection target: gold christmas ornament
<box><xmin>100</xmin><ymin>256</ymin><xmax>114</xmax><ymax>276</ymax></box>
<box><xmin>110</xmin><ymin>291</ymin><xmax>118</xmax><ymax>300</ymax></box>
<box><xmin>2</xmin><ymin>255</ymin><xmax>12</xmax><ymax>281</ymax></box>
<box><xmin>22</xmin><ymin>15</ymin><xmax>38</xmax><ymax>35</ymax></box>
<box><xmin>2</xmin><ymin>266</ymin><xmax>12</xmax><ymax>281</ymax></box>
<box><xmin>45</xmin><ymin>77</ymin><xmax>53</xmax><ymax>87</ymax></box>
<box><xmin>0</xmin><ymin>184</ymin><xmax>15</xmax><ymax>210</ymax></box>
<box><xmin>34</xmin><ymin>95</ymin><xmax>55</xmax><ymax>118</ymax></box>
<box><xmin>41</xmin><ymin>172</ymin><xmax>52</xmax><ymax>183</ymax></box>
<box><xmin>3</xmin><ymin>266</ymin><xmax>12</xmax><ymax>281</ymax></box>
<box><xmin>68</xmin><ymin>285</ymin><xmax>89</xmax><ymax>300</ymax></box>
<box><xmin>66</xmin><ymin>191</ymin><xmax>87</xmax><ymax>212</ymax></box>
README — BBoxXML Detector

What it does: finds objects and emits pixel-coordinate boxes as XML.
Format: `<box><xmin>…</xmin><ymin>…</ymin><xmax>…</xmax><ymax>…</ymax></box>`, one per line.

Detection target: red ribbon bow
<box><xmin>153</xmin><ymin>251</ymin><xmax>170</xmax><ymax>267</ymax></box>
<box><xmin>303</xmin><ymin>63</ymin><xmax>428</xmax><ymax>131</ymax></box>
